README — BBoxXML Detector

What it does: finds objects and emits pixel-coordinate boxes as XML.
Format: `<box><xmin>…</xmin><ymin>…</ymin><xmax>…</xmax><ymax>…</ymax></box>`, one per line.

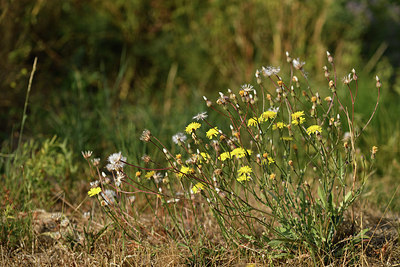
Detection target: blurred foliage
<box><xmin>2</xmin><ymin>0</ymin><xmax>399</xmax><ymax>142</ymax></box>
<box><xmin>0</xmin><ymin>136</ymin><xmax>76</xmax><ymax>249</ymax></box>
<box><xmin>0</xmin><ymin>136</ymin><xmax>77</xmax><ymax>209</ymax></box>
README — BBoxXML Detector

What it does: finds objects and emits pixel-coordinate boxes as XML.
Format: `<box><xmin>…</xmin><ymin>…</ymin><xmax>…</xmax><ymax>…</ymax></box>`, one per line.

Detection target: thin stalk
<box><xmin>17</xmin><ymin>57</ymin><xmax>38</xmax><ymax>152</ymax></box>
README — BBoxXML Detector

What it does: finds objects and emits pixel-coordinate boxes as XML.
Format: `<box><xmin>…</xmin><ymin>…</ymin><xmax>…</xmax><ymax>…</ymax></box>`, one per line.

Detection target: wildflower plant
<box><xmin>85</xmin><ymin>52</ymin><xmax>380</xmax><ymax>263</ymax></box>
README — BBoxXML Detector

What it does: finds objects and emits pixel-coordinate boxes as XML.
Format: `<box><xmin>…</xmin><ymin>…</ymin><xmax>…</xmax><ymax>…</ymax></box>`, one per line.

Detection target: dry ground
<box><xmin>1</xmin><ymin>206</ymin><xmax>400</xmax><ymax>266</ymax></box>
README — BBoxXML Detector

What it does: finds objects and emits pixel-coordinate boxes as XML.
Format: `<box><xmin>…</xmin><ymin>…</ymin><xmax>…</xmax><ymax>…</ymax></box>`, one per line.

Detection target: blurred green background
<box><xmin>1</xmin><ymin>0</ymin><xmax>400</xmax><ymax>244</ymax></box>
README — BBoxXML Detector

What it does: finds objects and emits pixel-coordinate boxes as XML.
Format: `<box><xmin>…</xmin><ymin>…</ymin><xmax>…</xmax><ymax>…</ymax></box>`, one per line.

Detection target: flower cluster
<box><xmin>86</xmin><ymin>51</ymin><xmax>380</xmax><ymax>260</ymax></box>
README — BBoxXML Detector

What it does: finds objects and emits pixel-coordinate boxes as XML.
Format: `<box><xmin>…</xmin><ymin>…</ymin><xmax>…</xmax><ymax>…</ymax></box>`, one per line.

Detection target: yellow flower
<box><xmin>206</xmin><ymin>127</ymin><xmax>219</xmax><ymax>139</ymax></box>
<box><xmin>231</xmin><ymin>147</ymin><xmax>251</xmax><ymax>159</ymax></box>
<box><xmin>185</xmin><ymin>122</ymin><xmax>201</xmax><ymax>134</ymax></box>
<box><xmin>200</xmin><ymin>152</ymin><xmax>211</xmax><ymax>162</ymax></box>
<box><xmin>192</xmin><ymin>182</ymin><xmax>205</xmax><ymax>194</ymax></box>
<box><xmin>291</xmin><ymin>111</ymin><xmax>304</xmax><ymax>120</ymax></box>
<box><xmin>88</xmin><ymin>187</ymin><xmax>101</xmax><ymax>197</ymax></box>
<box><xmin>238</xmin><ymin>165</ymin><xmax>252</xmax><ymax>176</ymax></box>
<box><xmin>237</xmin><ymin>175</ymin><xmax>251</xmax><ymax>182</ymax></box>
<box><xmin>259</xmin><ymin>110</ymin><xmax>277</xmax><ymax>122</ymax></box>
<box><xmin>291</xmin><ymin>111</ymin><xmax>305</xmax><ymax>125</ymax></box>
<box><xmin>218</xmin><ymin>152</ymin><xmax>231</xmax><ymax>161</ymax></box>
<box><xmin>262</xmin><ymin>157</ymin><xmax>275</xmax><ymax>165</ymax></box>
<box><xmin>292</xmin><ymin>117</ymin><xmax>305</xmax><ymax>125</ymax></box>
<box><xmin>247</xmin><ymin>117</ymin><xmax>259</xmax><ymax>127</ymax></box>
<box><xmin>306</xmin><ymin>125</ymin><xmax>322</xmax><ymax>135</ymax></box>
<box><xmin>145</xmin><ymin>171</ymin><xmax>155</xmax><ymax>179</ymax></box>
<box><xmin>272</xmin><ymin>122</ymin><xmax>286</xmax><ymax>130</ymax></box>
<box><xmin>371</xmin><ymin>146</ymin><xmax>378</xmax><ymax>159</ymax></box>
<box><xmin>178</xmin><ymin>166</ymin><xmax>192</xmax><ymax>177</ymax></box>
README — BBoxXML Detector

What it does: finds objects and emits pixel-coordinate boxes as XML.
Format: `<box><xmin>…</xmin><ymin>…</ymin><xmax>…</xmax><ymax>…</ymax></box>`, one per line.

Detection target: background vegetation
<box><xmin>1</xmin><ymin>0</ymin><xmax>400</xmax><ymax>265</ymax></box>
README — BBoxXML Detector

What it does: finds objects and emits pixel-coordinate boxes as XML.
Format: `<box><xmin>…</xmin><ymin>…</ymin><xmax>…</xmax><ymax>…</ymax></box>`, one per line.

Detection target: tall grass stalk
<box><xmin>16</xmin><ymin>57</ymin><xmax>37</xmax><ymax>153</ymax></box>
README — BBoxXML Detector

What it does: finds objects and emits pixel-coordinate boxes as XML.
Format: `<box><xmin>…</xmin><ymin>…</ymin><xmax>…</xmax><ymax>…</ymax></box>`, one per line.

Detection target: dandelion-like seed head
<box><xmin>153</xmin><ymin>172</ymin><xmax>163</xmax><ymax>183</ymax></box>
<box><xmin>115</xmin><ymin>171</ymin><xmax>125</xmax><ymax>188</ymax></box>
<box><xmin>106</xmin><ymin>152</ymin><xmax>126</xmax><ymax>171</ymax></box>
<box><xmin>172</xmin><ymin>132</ymin><xmax>187</xmax><ymax>144</ymax></box>
<box><xmin>192</xmin><ymin>112</ymin><xmax>208</xmax><ymax>121</ymax></box>
<box><xmin>101</xmin><ymin>189</ymin><xmax>116</xmax><ymax>205</ymax></box>
<box><xmin>261</xmin><ymin>66</ymin><xmax>280</xmax><ymax>77</ymax></box>
<box><xmin>293</xmin><ymin>58</ymin><xmax>306</xmax><ymax>70</ymax></box>
<box><xmin>140</xmin><ymin>129</ymin><xmax>152</xmax><ymax>142</ymax></box>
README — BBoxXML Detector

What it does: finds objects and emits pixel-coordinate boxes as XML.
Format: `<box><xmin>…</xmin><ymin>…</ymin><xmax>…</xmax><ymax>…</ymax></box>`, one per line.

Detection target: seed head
<box><xmin>172</xmin><ymin>132</ymin><xmax>187</xmax><ymax>144</ymax></box>
<box><xmin>142</xmin><ymin>154</ymin><xmax>151</xmax><ymax>163</ymax></box>
<box><xmin>82</xmin><ymin>151</ymin><xmax>93</xmax><ymax>159</ymax></box>
<box><xmin>192</xmin><ymin>112</ymin><xmax>208</xmax><ymax>121</ymax></box>
<box><xmin>106</xmin><ymin>152</ymin><xmax>126</xmax><ymax>171</ymax></box>
<box><xmin>261</xmin><ymin>66</ymin><xmax>280</xmax><ymax>77</ymax></box>
<box><xmin>293</xmin><ymin>58</ymin><xmax>305</xmax><ymax>70</ymax></box>
<box><xmin>342</xmin><ymin>73</ymin><xmax>352</xmax><ymax>84</ymax></box>
<box><xmin>91</xmin><ymin>158</ymin><xmax>100</xmax><ymax>167</ymax></box>
<box><xmin>140</xmin><ymin>129</ymin><xmax>152</xmax><ymax>142</ymax></box>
